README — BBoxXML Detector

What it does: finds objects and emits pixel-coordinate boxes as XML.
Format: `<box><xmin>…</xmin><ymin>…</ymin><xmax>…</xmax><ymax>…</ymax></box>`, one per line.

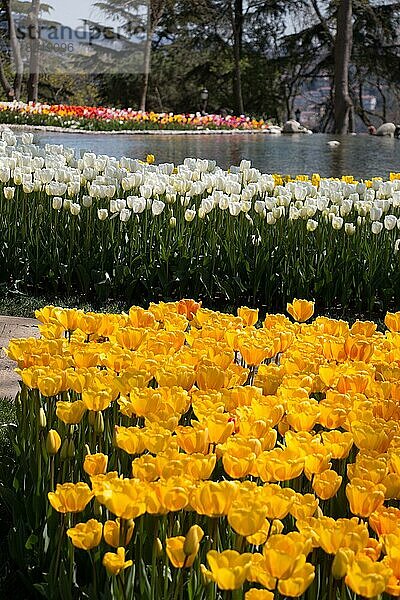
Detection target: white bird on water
<box><xmin>327</xmin><ymin>140</ymin><xmax>340</xmax><ymax>147</ymax></box>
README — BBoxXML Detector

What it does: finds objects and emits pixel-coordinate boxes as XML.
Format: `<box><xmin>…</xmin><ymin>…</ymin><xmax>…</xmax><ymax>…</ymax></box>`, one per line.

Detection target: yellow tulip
<box><xmin>175</xmin><ymin>422</ymin><xmax>210</xmax><ymax>454</ymax></box>
<box><xmin>82</xmin><ymin>388</ymin><xmax>115</xmax><ymax>412</ymax></box>
<box><xmin>332</xmin><ymin>548</ymin><xmax>354</xmax><ymax>579</ymax></box>
<box><xmin>345</xmin><ymin>555</ymin><xmax>392</xmax><ymax>598</ymax></box>
<box><xmin>278</xmin><ymin>562</ymin><xmax>315</xmax><ymax>597</ymax></box>
<box><xmin>318</xmin><ymin>518</ymin><xmax>369</xmax><ymax>554</ymax></box>
<box><xmin>103</xmin><ymin>547</ymin><xmax>133</xmax><ymax>576</ymax></box>
<box><xmin>56</xmin><ymin>400</ymin><xmax>86</xmax><ymax>425</ymax></box>
<box><xmin>48</xmin><ymin>482</ymin><xmax>94</xmax><ymax>513</ymax></box>
<box><xmin>263</xmin><ymin>534</ymin><xmax>307</xmax><ymax>580</ymax></box>
<box><xmin>45</xmin><ymin>429</ymin><xmax>61</xmax><ymax>455</ymax></box>
<box><xmin>385</xmin><ymin>312</ymin><xmax>400</xmax><ymax>332</ymax></box>
<box><xmin>132</xmin><ymin>454</ymin><xmax>158</xmax><ymax>482</ymax></box>
<box><xmin>37</xmin><ymin>374</ymin><xmax>64</xmax><ymax>397</ymax></box>
<box><xmin>53</xmin><ymin>308</ymin><xmax>83</xmax><ymax>332</ymax></box>
<box><xmin>207</xmin><ymin>413</ymin><xmax>235</xmax><ymax>444</ymax></box>
<box><xmin>67</xmin><ymin>519</ymin><xmax>102</xmax><ymax>550</ymax></box>
<box><xmin>369</xmin><ymin>506</ymin><xmax>400</xmax><ymax>536</ymax></box>
<box><xmin>83</xmin><ymin>453</ymin><xmax>108</xmax><ymax>476</ymax></box>
<box><xmin>286</xmin><ymin>299</ymin><xmax>314</xmax><ymax>323</ymax></box>
<box><xmin>207</xmin><ymin>550</ymin><xmax>252</xmax><ymax>590</ymax></box>
<box><xmin>183</xmin><ymin>525</ymin><xmax>204</xmax><ymax>556</ymax></box>
<box><xmin>190</xmin><ymin>481</ymin><xmax>238</xmax><ymax>517</ymax></box>
<box><xmin>237</xmin><ymin>306</ymin><xmax>259</xmax><ymax>326</ymax></box>
<box><xmin>228</xmin><ymin>501</ymin><xmax>268</xmax><ymax>537</ymax></box>
<box><xmin>114</xmin><ymin>426</ymin><xmax>146</xmax><ymax>455</ymax></box>
<box><xmin>196</xmin><ymin>361</ymin><xmax>228</xmax><ymax>390</ymax></box>
<box><xmin>94</xmin><ymin>477</ymin><xmax>147</xmax><ymax>519</ymax></box>
<box><xmin>166</xmin><ymin>525</ymin><xmax>204</xmax><ymax>568</ymax></box>
<box><xmin>245</xmin><ymin>590</ymin><xmax>274</xmax><ymax>600</ymax></box>
<box><xmin>344</xmin><ymin>335</ymin><xmax>374</xmax><ymax>362</ymax></box>
<box><xmin>103</xmin><ymin>518</ymin><xmax>134</xmax><ymax>548</ymax></box>
<box><xmin>346</xmin><ymin>478</ymin><xmax>386</xmax><ymax>517</ymax></box>
<box><xmin>312</xmin><ymin>470</ymin><xmax>342</xmax><ymax>500</ymax></box>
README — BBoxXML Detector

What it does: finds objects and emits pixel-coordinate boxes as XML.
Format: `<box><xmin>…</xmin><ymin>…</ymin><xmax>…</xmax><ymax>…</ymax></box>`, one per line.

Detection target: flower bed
<box><xmin>4</xmin><ymin>298</ymin><xmax>400</xmax><ymax>599</ymax></box>
<box><xmin>0</xmin><ymin>102</ymin><xmax>267</xmax><ymax>131</ymax></box>
<box><xmin>0</xmin><ymin>128</ymin><xmax>400</xmax><ymax>308</ymax></box>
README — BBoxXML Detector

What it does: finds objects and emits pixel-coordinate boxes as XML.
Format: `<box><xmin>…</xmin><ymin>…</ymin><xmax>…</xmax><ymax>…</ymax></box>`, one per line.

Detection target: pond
<box><xmin>32</xmin><ymin>130</ymin><xmax>400</xmax><ymax>179</ymax></box>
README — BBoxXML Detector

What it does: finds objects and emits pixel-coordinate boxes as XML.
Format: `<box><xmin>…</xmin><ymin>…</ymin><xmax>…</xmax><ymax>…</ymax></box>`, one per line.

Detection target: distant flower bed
<box><xmin>0</xmin><ymin>102</ymin><xmax>267</xmax><ymax>131</ymax></box>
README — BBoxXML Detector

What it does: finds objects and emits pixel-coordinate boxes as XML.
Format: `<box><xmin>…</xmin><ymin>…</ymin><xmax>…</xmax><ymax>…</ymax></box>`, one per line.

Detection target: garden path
<box><xmin>0</xmin><ymin>316</ymin><xmax>38</xmax><ymax>398</ymax></box>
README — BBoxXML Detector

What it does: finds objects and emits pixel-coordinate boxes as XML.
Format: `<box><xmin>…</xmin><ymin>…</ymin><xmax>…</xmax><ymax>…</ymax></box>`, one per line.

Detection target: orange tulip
<box><xmin>286</xmin><ymin>299</ymin><xmax>314</xmax><ymax>323</ymax></box>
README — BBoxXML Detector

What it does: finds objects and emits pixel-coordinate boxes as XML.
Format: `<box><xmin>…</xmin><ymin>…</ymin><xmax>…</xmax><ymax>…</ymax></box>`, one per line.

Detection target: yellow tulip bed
<box><xmin>6</xmin><ymin>298</ymin><xmax>400</xmax><ymax>599</ymax></box>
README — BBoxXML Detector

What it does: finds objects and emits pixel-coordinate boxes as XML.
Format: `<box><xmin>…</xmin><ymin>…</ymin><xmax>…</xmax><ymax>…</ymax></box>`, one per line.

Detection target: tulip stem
<box><xmin>50</xmin><ymin>455</ymin><xmax>55</xmax><ymax>492</ymax></box>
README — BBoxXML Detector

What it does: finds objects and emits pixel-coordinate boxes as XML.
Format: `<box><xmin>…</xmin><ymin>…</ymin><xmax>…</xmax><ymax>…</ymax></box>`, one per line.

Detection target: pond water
<box><xmin>32</xmin><ymin>130</ymin><xmax>400</xmax><ymax>179</ymax></box>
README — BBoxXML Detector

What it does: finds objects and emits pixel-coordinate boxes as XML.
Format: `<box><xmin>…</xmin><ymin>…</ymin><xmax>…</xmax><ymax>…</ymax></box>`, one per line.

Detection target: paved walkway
<box><xmin>0</xmin><ymin>316</ymin><xmax>38</xmax><ymax>398</ymax></box>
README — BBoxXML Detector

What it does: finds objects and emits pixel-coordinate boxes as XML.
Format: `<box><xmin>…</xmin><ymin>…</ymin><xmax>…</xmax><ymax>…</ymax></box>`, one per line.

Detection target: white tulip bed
<box><xmin>0</xmin><ymin>127</ymin><xmax>399</xmax><ymax>309</ymax></box>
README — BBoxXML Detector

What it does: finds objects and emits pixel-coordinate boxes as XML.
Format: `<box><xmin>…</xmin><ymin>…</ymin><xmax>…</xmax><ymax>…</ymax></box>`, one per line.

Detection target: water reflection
<box><xmin>31</xmin><ymin>131</ymin><xmax>400</xmax><ymax>179</ymax></box>
<box><xmin>328</xmin><ymin>142</ymin><xmax>345</xmax><ymax>176</ymax></box>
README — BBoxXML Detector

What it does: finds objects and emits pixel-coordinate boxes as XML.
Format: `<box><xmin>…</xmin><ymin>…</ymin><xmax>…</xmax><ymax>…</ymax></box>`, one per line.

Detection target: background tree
<box><xmin>334</xmin><ymin>0</ymin><xmax>353</xmax><ymax>133</ymax></box>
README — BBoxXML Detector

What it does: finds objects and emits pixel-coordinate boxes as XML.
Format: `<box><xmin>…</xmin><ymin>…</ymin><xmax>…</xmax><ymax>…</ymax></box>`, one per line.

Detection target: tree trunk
<box><xmin>140</xmin><ymin>4</ymin><xmax>152</xmax><ymax>112</ymax></box>
<box><xmin>140</xmin><ymin>1</ymin><xmax>166</xmax><ymax>112</ymax></box>
<box><xmin>334</xmin><ymin>0</ymin><xmax>353</xmax><ymax>134</ymax></box>
<box><xmin>232</xmin><ymin>0</ymin><xmax>244</xmax><ymax>115</ymax></box>
<box><xmin>27</xmin><ymin>0</ymin><xmax>41</xmax><ymax>102</ymax></box>
<box><xmin>0</xmin><ymin>0</ymin><xmax>23</xmax><ymax>100</ymax></box>
<box><xmin>3</xmin><ymin>0</ymin><xmax>23</xmax><ymax>100</ymax></box>
<box><xmin>0</xmin><ymin>54</ymin><xmax>13</xmax><ymax>97</ymax></box>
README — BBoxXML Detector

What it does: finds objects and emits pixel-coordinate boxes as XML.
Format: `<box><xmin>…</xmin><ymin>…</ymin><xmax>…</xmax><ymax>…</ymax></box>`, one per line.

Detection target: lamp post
<box><xmin>200</xmin><ymin>88</ymin><xmax>209</xmax><ymax>115</ymax></box>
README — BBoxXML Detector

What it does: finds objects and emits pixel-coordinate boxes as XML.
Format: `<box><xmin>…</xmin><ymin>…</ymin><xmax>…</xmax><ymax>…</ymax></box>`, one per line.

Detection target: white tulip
<box><xmin>370</xmin><ymin>206</ymin><xmax>383</xmax><ymax>221</ymax></box>
<box><xmin>151</xmin><ymin>199</ymin><xmax>165</xmax><ymax>216</ymax></box>
<box><xmin>0</xmin><ymin>167</ymin><xmax>11</xmax><ymax>183</ymax></box>
<box><xmin>132</xmin><ymin>197</ymin><xmax>146</xmax><ymax>214</ymax></box>
<box><xmin>306</xmin><ymin>219</ymin><xmax>318</xmax><ymax>232</ymax></box>
<box><xmin>82</xmin><ymin>195</ymin><xmax>92</xmax><ymax>208</ymax></box>
<box><xmin>3</xmin><ymin>186</ymin><xmax>15</xmax><ymax>200</ymax></box>
<box><xmin>331</xmin><ymin>216</ymin><xmax>344</xmax><ymax>230</ymax></box>
<box><xmin>228</xmin><ymin>202</ymin><xmax>241</xmax><ymax>217</ymax></box>
<box><xmin>345</xmin><ymin>223</ymin><xmax>356</xmax><ymax>236</ymax></box>
<box><xmin>97</xmin><ymin>208</ymin><xmax>108</xmax><ymax>221</ymax></box>
<box><xmin>184</xmin><ymin>208</ymin><xmax>196</xmax><ymax>222</ymax></box>
<box><xmin>384</xmin><ymin>215</ymin><xmax>397</xmax><ymax>231</ymax></box>
<box><xmin>266</xmin><ymin>212</ymin><xmax>276</xmax><ymax>225</ymax></box>
<box><xmin>120</xmin><ymin>208</ymin><xmax>131</xmax><ymax>222</ymax></box>
<box><xmin>140</xmin><ymin>185</ymin><xmax>152</xmax><ymax>199</ymax></box>
<box><xmin>52</xmin><ymin>197</ymin><xmax>63</xmax><ymax>210</ymax></box>
<box><xmin>63</xmin><ymin>198</ymin><xmax>72</xmax><ymax>211</ymax></box>
<box><xmin>395</xmin><ymin>239</ymin><xmax>400</xmax><ymax>254</ymax></box>
<box><xmin>340</xmin><ymin>200</ymin><xmax>352</xmax><ymax>217</ymax></box>
<box><xmin>371</xmin><ymin>221</ymin><xmax>383</xmax><ymax>234</ymax></box>
<box><xmin>23</xmin><ymin>182</ymin><xmax>35</xmax><ymax>194</ymax></box>
<box><xmin>254</xmin><ymin>200</ymin><xmax>266</xmax><ymax>215</ymax></box>
<box><xmin>70</xmin><ymin>203</ymin><xmax>81</xmax><ymax>216</ymax></box>
<box><xmin>21</xmin><ymin>132</ymin><xmax>34</xmax><ymax>145</ymax></box>
<box><xmin>317</xmin><ymin>197</ymin><xmax>329</xmax><ymax>211</ymax></box>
